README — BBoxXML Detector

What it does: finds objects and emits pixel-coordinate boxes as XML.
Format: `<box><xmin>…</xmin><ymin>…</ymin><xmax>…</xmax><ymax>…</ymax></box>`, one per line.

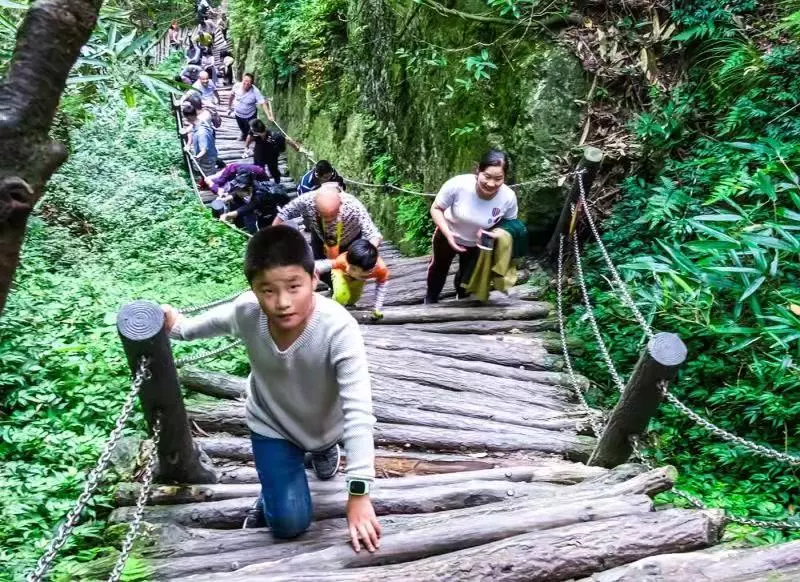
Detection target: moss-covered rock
<box><xmin>230</xmin><ymin>0</ymin><xmax>586</xmax><ymax>250</ymax></box>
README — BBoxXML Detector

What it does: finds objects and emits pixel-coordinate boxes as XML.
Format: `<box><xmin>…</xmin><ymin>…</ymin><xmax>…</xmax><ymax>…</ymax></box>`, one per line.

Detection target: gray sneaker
<box><xmin>312</xmin><ymin>443</ymin><xmax>341</xmax><ymax>480</ymax></box>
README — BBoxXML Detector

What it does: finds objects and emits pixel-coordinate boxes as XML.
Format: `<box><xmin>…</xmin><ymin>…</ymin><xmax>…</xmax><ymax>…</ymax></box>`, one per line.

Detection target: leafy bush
<box><xmin>0</xmin><ymin>98</ymin><xmax>249</xmax><ymax>580</ymax></box>
<box><xmin>568</xmin><ymin>0</ymin><xmax>800</xmax><ymax>542</ymax></box>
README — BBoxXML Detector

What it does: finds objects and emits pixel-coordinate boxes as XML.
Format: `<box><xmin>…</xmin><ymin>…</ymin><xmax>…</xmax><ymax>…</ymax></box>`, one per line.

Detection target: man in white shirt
<box><xmin>228</xmin><ymin>72</ymin><xmax>274</xmax><ymax>140</ymax></box>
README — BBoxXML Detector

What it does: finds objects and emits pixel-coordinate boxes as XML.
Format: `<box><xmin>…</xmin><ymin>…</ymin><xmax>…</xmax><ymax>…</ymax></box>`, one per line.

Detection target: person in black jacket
<box><xmin>219</xmin><ymin>167</ymin><xmax>290</xmax><ymax>233</ymax></box>
<box><xmin>244</xmin><ymin>119</ymin><xmax>302</xmax><ymax>184</ymax></box>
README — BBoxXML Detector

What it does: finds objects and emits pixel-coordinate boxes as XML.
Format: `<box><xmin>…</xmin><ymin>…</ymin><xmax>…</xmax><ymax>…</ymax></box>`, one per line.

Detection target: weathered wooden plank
<box><xmin>115</xmin><ymin>466</ymin><xmax>562</xmax><ymax>506</ymax></box>
<box><xmin>185</xmin><ymin>399</ymin><xmax>585</xmax><ymax>438</ymax></box>
<box><xmin>366</xmin><ymin>347</ymin><xmax>583</xmax><ymax>387</ymax></box>
<box><xmin>351</xmin><ymin>302</ymin><xmax>551</xmax><ymax>325</ymax></box>
<box><xmin>361</xmin><ymin>328</ymin><xmax>561</xmax><ymax>370</ymax></box>
<box><xmin>109</xmin><ymin>479</ymin><xmax>558</xmax><ymax>529</ymax></box>
<box><xmin>152</xmin><ymin>496</ymin><xmax>654</xmax><ymax>579</ymax></box>
<box><xmin>577</xmin><ymin>539</ymin><xmax>800</xmax><ymax>581</ymax></box>
<box><xmin>181</xmin><ymin>367</ymin><xmax>577</xmax><ymax>412</ymax></box>
<box><xmin>396</xmin><ymin>318</ymin><xmax>558</xmax><ymax>335</ymax></box>
<box><xmin>373</xmin><ymin>423</ymin><xmax>595</xmax><ymax>460</ymax></box>
<box><xmin>181</xmin><ymin>509</ymin><xmax>724</xmax><ymax>582</ymax></box>
<box><xmin>215</xmin><ymin>457</ymin><xmax>607</xmax><ymax>485</ymax></box>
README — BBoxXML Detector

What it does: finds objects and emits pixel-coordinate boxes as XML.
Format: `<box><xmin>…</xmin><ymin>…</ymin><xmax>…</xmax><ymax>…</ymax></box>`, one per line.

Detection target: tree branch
<box><xmin>417</xmin><ymin>0</ymin><xmax>581</xmax><ymax>29</ymax></box>
<box><xmin>0</xmin><ymin>0</ymin><xmax>103</xmax><ymax>314</ymax></box>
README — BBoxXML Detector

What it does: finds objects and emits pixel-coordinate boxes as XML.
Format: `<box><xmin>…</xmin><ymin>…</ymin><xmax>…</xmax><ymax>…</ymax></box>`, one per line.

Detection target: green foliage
<box><xmin>568</xmin><ymin>0</ymin><xmax>800</xmax><ymax>542</ymax></box>
<box><xmin>0</xmin><ymin>101</ymin><xmax>249</xmax><ymax>579</ymax></box>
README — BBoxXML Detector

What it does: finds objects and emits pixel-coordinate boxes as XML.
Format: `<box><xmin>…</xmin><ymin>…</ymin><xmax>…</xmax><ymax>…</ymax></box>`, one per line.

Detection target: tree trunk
<box><xmin>0</xmin><ymin>0</ymin><xmax>104</xmax><ymax>313</ymax></box>
<box><xmin>181</xmin><ymin>509</ymin><xmax>724</xmax><ymax>582</ymax></box>
<box><xmin>150</xmin><ymin>496</ymin><xmax>654</xmax><ymax>579</ymax></box>
<box><xmin>577</xmin><ymin>539</ymin><xmax>800</xmax><ymax>581</ymax></box>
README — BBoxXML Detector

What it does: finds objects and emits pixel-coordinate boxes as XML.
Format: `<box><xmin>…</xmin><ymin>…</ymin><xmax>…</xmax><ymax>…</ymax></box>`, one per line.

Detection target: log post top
<box><xmin>117</xmin><ymin>300</ymin><xmax>166</xmax><ymax>341</ymax></box>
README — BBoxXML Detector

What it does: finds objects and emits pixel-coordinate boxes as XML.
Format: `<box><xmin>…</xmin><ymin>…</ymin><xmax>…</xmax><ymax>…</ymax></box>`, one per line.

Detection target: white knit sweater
<box><xmin>170</xmin><ymin>293</ymin><xmax>376</xmax><ymax>480</ymax></box>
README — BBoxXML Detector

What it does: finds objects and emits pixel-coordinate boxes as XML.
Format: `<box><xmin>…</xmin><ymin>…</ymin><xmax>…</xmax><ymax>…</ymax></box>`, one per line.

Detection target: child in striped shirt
<box><xmin>316</xmin><ymin>239</ymin><xmax>390</xmax><ymax>320</ymax></box>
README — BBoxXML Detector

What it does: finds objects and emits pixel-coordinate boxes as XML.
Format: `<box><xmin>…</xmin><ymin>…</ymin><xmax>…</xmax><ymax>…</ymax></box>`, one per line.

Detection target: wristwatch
<box><xmin>347</xmin><ymin>478</ymin><xmax>371</xmax><ymax>496</ymax></box>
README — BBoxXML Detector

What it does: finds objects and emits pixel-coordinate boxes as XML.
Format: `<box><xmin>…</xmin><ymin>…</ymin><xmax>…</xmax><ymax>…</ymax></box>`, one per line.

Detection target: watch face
<box><xmin>349</xmin><ymin>480</ymin><xmax>367</xmax><ymax>495</ymax></box>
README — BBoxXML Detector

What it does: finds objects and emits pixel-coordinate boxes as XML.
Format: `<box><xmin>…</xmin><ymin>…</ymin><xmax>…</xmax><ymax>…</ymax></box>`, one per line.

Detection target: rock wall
<box><xmin>230</xmin><ymin>0</ymin><xmax>587</xmax><ymax>252</ymax></box>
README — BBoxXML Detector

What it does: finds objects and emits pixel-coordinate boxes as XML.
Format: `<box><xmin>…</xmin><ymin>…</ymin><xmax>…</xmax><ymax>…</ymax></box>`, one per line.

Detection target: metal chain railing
<box><xmin>571</xmin><ymin>227</ymin><xmax>627</xmax><ymax>395</ymax></box>
<box><xmin>556</xmin><ymin>233</ymin><xmax>605</xmax><ymax>438</ymax></box>
<box><xmin>177</xmin><ymin>289</ymin><xmax>246</xmax><ymax>315</ymax></box>
<box><xmin>25</xmin><ymin>359</ymin><xmax>151</xmax><ymax>582</ymax></box>
<box><xmin>106</xmin><ymin>416</ymin><xmax>162</xmax><ymax>582</ymax></box>
<box><xmin>630</xmin><ymin>428</ymin><xmax>800</xmax><ymax>530</ymax></box>
<box><xmin>175</xmin><ymin>338</ymin><xmax>243</xmax><ymax>367</ymax></box>
<box><xmin>577</xmin><ymin>182</ymin><xmax>800</xmax><ymax>466</ymax></box>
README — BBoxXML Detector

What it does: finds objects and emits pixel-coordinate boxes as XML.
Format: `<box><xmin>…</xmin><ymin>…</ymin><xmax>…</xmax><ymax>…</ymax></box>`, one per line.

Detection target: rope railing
<box><xmin>270</xmin><ymin>117</ymin><xmax>544</xmax><ymax>199</ymax></box>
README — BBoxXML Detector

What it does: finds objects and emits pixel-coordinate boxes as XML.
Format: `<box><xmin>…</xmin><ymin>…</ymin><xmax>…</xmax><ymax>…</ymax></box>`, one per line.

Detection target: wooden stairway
<box><xmin>115</xmin><ymin>52</ymin><xmax>800</xmax><ymax>579</ymax></box>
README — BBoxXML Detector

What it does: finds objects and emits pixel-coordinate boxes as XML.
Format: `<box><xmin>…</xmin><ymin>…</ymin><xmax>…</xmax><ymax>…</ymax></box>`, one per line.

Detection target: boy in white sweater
<box><xmin>162</xmin><ymin>225</ymin><xmax>380</xmax><ymax>552</ymax></box>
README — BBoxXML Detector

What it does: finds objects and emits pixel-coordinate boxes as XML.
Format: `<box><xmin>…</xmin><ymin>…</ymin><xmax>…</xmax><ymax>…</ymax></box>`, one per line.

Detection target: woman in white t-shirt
<box><xmin>425</xmin><ymin>150</ymin><xmax>518</xmax><ymax>303</ymax></box>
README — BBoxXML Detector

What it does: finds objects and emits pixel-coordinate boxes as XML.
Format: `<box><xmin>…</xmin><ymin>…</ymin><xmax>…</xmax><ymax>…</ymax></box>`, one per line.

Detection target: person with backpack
<box><xmin>218</xmin><ymin>167</ymin><xmax>290</xmax><ymax>233</ymax></box>
<box><xmin>182</xmin><ymin>103</ymin><xmax>218</xmax><ymax>178</ymax></box>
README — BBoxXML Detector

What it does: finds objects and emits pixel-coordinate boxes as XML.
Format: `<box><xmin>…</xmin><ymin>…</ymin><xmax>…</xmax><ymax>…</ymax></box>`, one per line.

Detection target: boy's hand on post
<box><xmin>346</xmin><ymin>495</ymin><xmax>381</xmax><ymax>553</ymax></box>
<box><xmin>161</xmin><ymin>304</ymin><xmax>182</xmax><ymax>334</ymax></box>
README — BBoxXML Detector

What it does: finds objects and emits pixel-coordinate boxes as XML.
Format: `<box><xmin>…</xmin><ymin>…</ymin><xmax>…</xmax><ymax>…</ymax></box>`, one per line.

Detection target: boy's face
<box><xmin>346</xmin><ymin>265</ymin><xmax>370</xmax><ymax>281</ymax></box>
<box><xmin>251</xmin><ymin>266</ymin><xmax>317</xmax><ymax>332</ymax></box>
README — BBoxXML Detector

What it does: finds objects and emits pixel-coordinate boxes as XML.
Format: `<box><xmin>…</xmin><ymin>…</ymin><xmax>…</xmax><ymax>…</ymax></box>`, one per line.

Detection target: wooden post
<box><xmin>545</xmin><ymin>147</ymin><xmax>603</xmax><ymax>262</ymax></box>
<box><xmin>117</xmin><ymin>300</ymin><xmax>217</xmax><ymax>484</ymax></box>
<box><xmin>588</xmin><ymin>332</ymin><xmax>687</xmax><ymax>468</ymax></box>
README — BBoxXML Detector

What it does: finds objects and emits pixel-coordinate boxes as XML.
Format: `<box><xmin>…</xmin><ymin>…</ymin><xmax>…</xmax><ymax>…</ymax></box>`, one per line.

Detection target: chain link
<box><xmin>629</xmin><ymin>433</ymin><xmax>800</xmax><ymax>530</ymax></box>
<box><xmin>572</xmin><ymin>229</ymin><xmax>627</xmax><ymax>395</ymax></box>
<box><xmin>106</xmin><ymin>417</ymin><xmax>162</xmax><ymax>582</ymax></box>
<box><xmin>175</xmin><ymin>338</ymin><xmax>243</xmax><ymax>367</ymax></box>
<box><xmin>556</xmin><ymin>234</ymin><xmax>605</xmax><ymax>438</ymax></box>
<box><xmin>25</xmin><ymin>359</ymin><xmax>151</xmax><ymax>582</ymax></box>
<box><xmin>577</xmin><ymin>180</ymin><xmax>800</xmax><ymax>466</ymax></box>
<box><xmin>177</xmin><ymin>289</ymin><xmax>246</xmax><ymax>315</ymax></box>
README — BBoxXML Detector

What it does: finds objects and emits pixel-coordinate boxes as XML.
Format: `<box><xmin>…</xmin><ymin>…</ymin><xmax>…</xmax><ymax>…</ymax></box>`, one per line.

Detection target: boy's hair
<box><xmin>245</xmin><ymin>225</ymin><xmax>315</xmax><ymax>283</ymax></box>
<box><xmin>347</xmin><ymin>239</ymin><xmax>378</xmax><ymax>271</ymax></box>
<box><xmin>250</xmin><ymin>118</ymin><xmax>267</xmax><ymax>134</ymax></box>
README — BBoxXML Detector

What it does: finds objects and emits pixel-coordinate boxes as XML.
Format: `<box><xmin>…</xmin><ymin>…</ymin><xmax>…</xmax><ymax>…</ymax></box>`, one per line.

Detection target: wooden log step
<box><xmin>150</xmin><ymin>495</ymin><xmax>655</xmax><ymax>580</ymax></box>
<box><xmin>181</xmin><ymin>369</ymin><xmax>582</xmax><ymax>419</ymax></box>
<box><xmin>397</xmin><ymin>318</ymin><xmax>558</xmax><ymax>334</ymax></box>
<box><xmin>360</xmin><ymin>328</ymin><xmax>561</xmax><ymax>370</ymax></box>
<box><xmin>109</xmin><ymin>466</ymin><xmax>674</xmax><ymax>531</ymax></box>
<box><xmin>351</xmin><ymin>302</ymin><xmax>552</xmax><ymax>325</ymax></box>
<box><xmin>373</xmin><ymin>423</ymin><xmax>594</xmax><ymax>459</ymax></box>
<box><xmin>195</xmin><ymin>437</ymin><xmax>585</xmax><ymax>475</ymax></box>
<box><xmin>365</xmin><ymin>349</ymin><xmax>574</xmax><ymax>408</ymax></box>
<box><xmin>139</xmin><ymin>466</ymin><xmax>652</xmax><ymax>561</ymax></box>
<box><xmin>366</xmin><ymin>347</ymin><xmax>584</xmax><ymax>387</ymax></box>
<box><xmin>215</xmin><ymin>453</ymin><xmax>607</xmax><ymax>484</ymax></box>
<box><xmin>185</xmin><ymin>403</ymin><xmax>595</xmax><ymax>458</ymax></box>
<box><xmin>192</xmin><ymin>509</ymin><xmax>724</xmax><ymax>582</ymax></box>
<box><xmin>578</xmin><ymin>539</ymin><xmax>800</xmax><ymax>581</ymax></box>
<box><xmin>115</xmin><ymin>466</ymin><xmax>564</xmax><ymax>506</ymax></box>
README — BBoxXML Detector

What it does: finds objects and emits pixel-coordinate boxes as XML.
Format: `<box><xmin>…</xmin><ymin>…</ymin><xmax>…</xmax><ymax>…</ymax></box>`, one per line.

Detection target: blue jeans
<box><xmin>251</xmin><ymin>432</ymin><xmax>313</xmax><ymax>539</ymax></box>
